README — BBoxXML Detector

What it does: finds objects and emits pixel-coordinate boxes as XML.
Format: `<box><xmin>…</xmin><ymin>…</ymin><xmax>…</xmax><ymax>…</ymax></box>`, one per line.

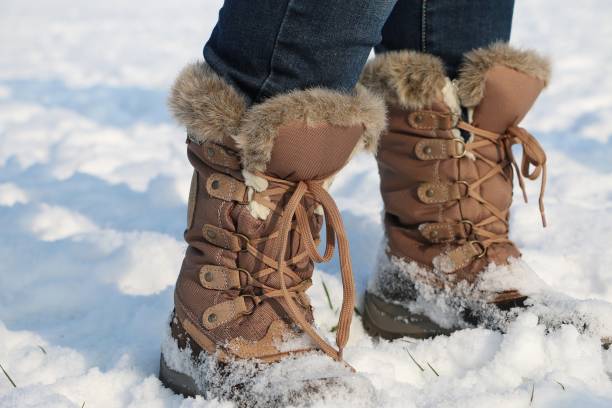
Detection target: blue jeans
<box><xmin>204</xmin><ymin>0</ymin><xmax>515</xmax><ymax>104</ymax></box>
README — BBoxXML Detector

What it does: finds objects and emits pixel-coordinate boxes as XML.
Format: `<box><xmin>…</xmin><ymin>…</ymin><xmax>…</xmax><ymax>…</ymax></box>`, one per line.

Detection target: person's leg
<box><xmin>161</xmin><ymin>1</ymin><xmax>392</xmax><ymax>402</ymax></box>
<box><xmin>375</xmin><ymin>0</ymin><xmax>515</xmax><ymax>78</ymax></box>
<box><xmin>361</xmin><ymin>1</ymin><xmax>558</xmax><ymax>340</ymax></box>
<box><xmin>204</xmin><ymin>0</ymin><xmax>397</xmax><ymax>104</ymax></box>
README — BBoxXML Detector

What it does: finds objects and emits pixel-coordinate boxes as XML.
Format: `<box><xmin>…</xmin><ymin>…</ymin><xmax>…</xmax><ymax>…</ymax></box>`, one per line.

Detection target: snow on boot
<box><xmin>360</xmin><ymin>43</ymin><xmax>612</xmax><ymax>347</ymax></box>
<box><xmin>159</xmin><ymin>62</ymin><xmax>386</xmax><ymax>406</ymax></box>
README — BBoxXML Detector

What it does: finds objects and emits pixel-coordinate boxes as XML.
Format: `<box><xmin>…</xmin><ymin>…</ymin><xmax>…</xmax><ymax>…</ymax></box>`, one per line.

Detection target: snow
<box><xmin>1</xmin><ymin>0</ymin><xmax>612</xmax><ymax>407</ymax></box>
<box><xmin>160</xmin><ymin>319</ymin><xmax>375</xmax><ymax>408</ymax></box>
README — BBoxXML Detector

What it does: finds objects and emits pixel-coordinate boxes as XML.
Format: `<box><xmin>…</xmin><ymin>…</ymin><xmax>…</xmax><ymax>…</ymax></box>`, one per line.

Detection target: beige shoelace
<box><xmin>454</xmin><ymin>121</ymin><xmax>548</xmax><ymax>254</ymax></box>
<box><xmin>235</xmin><ymin>172</ymin><xmax>355</xmax><ymax>364</ymax></box>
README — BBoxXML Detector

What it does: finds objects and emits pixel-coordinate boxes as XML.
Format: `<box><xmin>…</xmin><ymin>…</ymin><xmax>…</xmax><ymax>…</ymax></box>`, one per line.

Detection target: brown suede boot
<box><xmin>360</xmin><ymin>43</ymin><xmax>556</xmax><ymax>339</ymax></box>
<box><xmin>158</xmin><ymin>62</ymin><xmax>386</xmax><ymax>405</ymax></box>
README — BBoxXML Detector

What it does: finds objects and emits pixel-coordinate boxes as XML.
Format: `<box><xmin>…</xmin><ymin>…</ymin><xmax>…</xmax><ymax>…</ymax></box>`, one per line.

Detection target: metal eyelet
<box><xmin>236</xmin><ymin>267</ymin><xmax>252</xmax><ymax>283</ymax></box>
<box><xmin>460</xmin><ymin>219</ymin><xmax>474</xmax><ymax>236</ymax></box>
<box><xmin>469</xmin><ymin>240</ymin><xmax>487</xmax><ymax>259</ymax></box>
<box><xmin>451</xmin><ymin>139</ymin><xmax>467</xmax><ymax>158</ymax></box>
<box><xmin>234</xmin><ymin>233</ymin><xmax>250</xmax><ymax>252</ymax></box>
<box><xmin>240</xmin><ymin>295</ymin><xmax>260</xmax><ymax>316</ymax></box>
<box><xmin>456</xmin><ymin>180</ymin><xmax>470</xmax><ymax>197</ymax></box>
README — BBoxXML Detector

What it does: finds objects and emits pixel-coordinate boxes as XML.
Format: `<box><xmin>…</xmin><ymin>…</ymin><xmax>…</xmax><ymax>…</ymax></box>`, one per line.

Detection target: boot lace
<box><xmin>235</xmin><ymin>172</ymin><xmax>355</xmax><ymax>363</ymax></box>
<box><xmin>454</xmin><ymin>121</ymin><xmax>548</xmax><ymax>257</ymax></box>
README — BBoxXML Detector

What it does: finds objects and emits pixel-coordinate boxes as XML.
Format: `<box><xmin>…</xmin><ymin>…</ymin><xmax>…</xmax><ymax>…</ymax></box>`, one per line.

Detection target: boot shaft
<box><xmin>167</xmin><ymin>62</ymin><xmax>386</xmax><ymax>361</ymax></box>
<box><xmin>362</xmin><ymin>43</ymin><xmax>550</xmax><ymax>293</ymax></box>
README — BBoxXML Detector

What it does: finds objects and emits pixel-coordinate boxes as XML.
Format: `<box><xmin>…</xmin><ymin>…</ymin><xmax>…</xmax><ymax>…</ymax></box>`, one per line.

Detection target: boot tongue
<box><xmin>266</xmin><ymin>123</ymin><xmax>363</xmax><ymax>181</ymax></box>
<box><xmin>470</xmin><ymin>65</ymin><xmax>546</xmax><ymax>133</ymax></box>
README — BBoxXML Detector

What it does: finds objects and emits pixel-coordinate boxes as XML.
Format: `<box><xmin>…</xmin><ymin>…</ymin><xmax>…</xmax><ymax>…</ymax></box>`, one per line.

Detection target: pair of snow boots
<box><xmin>158</xmin><ymin>43</ymin><xmax>608</xmax><ymax>405</ymax></box>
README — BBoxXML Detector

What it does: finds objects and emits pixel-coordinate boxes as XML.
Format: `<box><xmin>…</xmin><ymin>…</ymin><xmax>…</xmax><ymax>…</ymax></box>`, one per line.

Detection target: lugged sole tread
<box><xmin>159</xmin><ymin>354</ymin><xmax>200</xmax><ymax>397</ymax></box>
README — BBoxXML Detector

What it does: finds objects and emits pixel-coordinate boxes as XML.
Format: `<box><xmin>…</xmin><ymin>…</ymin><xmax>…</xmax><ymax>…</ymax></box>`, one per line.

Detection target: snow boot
<box><xmin>360</xmin><ymin>42</ymin><xmax>565</xmax><ymax>339</ymax></box>
<box><xmin>159</xmin><ymin>62</ymin><xmax>386</xmax><ymax>406</ymax></box>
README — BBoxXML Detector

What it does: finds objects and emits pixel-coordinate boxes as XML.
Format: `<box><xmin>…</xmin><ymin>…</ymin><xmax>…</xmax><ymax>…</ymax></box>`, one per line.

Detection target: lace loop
<box><xmin>455</xmin><ymin>121</ymin><xmax>548</xmax><ymax>251</ymax></box>
<box><xmin>504</xmin><ymin>126</ymin><xmax>548</xmax><ymax>227</ymax></box>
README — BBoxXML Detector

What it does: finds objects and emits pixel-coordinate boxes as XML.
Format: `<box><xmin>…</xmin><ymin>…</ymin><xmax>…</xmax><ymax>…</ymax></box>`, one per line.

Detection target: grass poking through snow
<box><xmin>0</xmin><ymin>362</ymin><xmax>17</xmax><ymax>388</ymax></box>
<box><xmin>404</xmin><ymin>347</ymin><xmax>440</xmax><ymax>377</ymax></box>
<box><xmin>321</xmin><ymin>280</ymin><xmax>334</xmax><ymax>311</ymax></box>
<box><xmin>405</xmin><ymin>348</ymin><xmax>424</xmax><ymax>372</ymax></box>
<box><xmin>427</xmin><ymin>362</ymin><xmax>439</xmax><ymax>377</ymax></box>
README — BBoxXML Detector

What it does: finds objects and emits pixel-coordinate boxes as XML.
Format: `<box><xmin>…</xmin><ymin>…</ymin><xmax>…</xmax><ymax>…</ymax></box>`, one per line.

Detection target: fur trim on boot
<box><xmin>169</xmin><ymin>62</ymin><xmax>387</xmax><ymax>173</ymax></box>
<box><xmin>168</xmin><ymin>62</ymin><xmax>247</xmax><ymax>145</ymax></box>
<box><xmin>456</xmin><ymin>42</ymin><xmax>552</xmax><ymax>108</ymax></box>
<box><xmin>359</xmin><ymin>50</ymin><xmax>447</xmax><ymax>110</ymax></box>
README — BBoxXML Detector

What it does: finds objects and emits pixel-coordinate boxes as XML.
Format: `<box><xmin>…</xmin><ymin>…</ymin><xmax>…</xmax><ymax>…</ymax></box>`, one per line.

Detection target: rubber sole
<box><xmin>362</xmin><ymin>291</ymin><xmax>454</xmax><ymax>340</ymax></box>
<box><xmin>363</xmin><ymin>292</ymin><xmax>612</xmax><ymax>350</ymax></box>
<box><xmin>159</xmin><ymin>352</ymin><xmax>377</xmax><ymax>406</ymax></box>
<box><xmin>159</xmin><ymin>354</ymin><xmax>200</xmax><ymax>397</ymax></box>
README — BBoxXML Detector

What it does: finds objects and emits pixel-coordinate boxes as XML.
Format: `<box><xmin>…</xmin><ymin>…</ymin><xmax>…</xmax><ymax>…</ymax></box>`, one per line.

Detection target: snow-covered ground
<box><xmin>1</xmin><ymin>1</ymin><xmax>612</xmax><ymax>406</ymax></box>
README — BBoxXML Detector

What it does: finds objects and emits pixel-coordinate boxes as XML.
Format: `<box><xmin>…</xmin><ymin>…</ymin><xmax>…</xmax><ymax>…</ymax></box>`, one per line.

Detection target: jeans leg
<box><xmin>204</xmin><ymin>0</ymin><xmax>397</xmax><ymax>104</ymax></box>
<box><xmin>376</xmin><ymin>0</ymin><xmax>515</xmax><ymax>79</ymax></box>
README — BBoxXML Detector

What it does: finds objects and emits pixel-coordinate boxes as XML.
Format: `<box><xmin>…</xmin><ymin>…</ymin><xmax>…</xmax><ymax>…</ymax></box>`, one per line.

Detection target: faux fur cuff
<box><xmin>359</xmin><ymin>50</ymin><xmax>447</xmax><ymax>110</ymax></box>
<box><xmin>359</xmin><ymin>43</ymin><xmax>551</xmax><ymax>111</ymax></box>
<box><xmin>169</xmin><ymin>62</ymin><xmax>247</xmax><ymax>145</ymax></box>
<box><xmin>168</xmin><ymin>62</ymin><xmax>387</xmax><ymax>172</ymax></box>
<box><xmin>236</xmin><ymin>84</ymin><xmax>386</xmax><ymax>172</ymax></box>
<box><xmin>456</xmin><ymin>42</ymin><xmax>552</xmax><ymax>108</ymax></box>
